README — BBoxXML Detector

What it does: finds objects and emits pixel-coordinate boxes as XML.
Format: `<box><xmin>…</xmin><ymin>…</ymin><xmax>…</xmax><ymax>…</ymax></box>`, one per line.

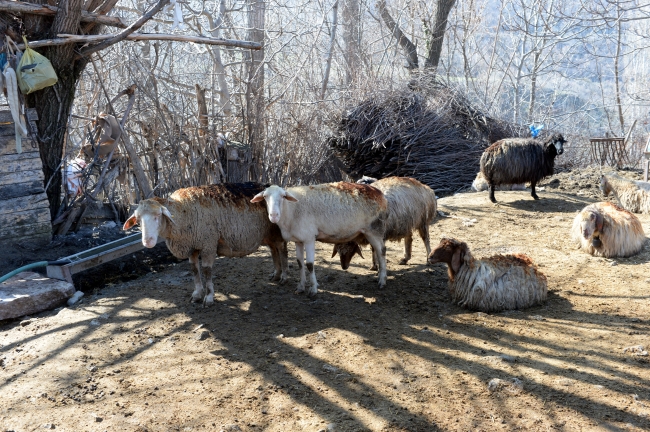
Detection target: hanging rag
<box><xmin>3</xmin><ymin>65</ymin><xmax>28</xmax><ymax>153</ymax></box>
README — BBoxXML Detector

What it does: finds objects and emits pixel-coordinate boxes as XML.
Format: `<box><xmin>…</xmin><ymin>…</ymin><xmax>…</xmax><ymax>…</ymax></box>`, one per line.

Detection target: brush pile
<box><xmin>328</xmin><ymin>78</ymin><xmax>524</xmax><ymax>196</ymax></box>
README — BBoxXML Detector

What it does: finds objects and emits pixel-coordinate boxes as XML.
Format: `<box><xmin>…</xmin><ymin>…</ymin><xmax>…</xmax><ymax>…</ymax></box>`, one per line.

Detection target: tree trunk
<box><xmin>424</xmin><ymin>0</ymin><xmax>456</xmax><ymax>70</ymax></box>
<box><xmin>321</xmin><ymin>0</ymin><xmax>338</xmax><ymax>99</ymax></box>
<box><xmin>245</xmin><ymin>0</ymin><xmax>265</xmax><ymax>181</ymax></box>
<box><xmin>614</xmin><ymin>9</ymin><xmax>625</xmax><ymax>136</ymax></box>
<box><xmin>342</xmin><ymin>0</ymin><xmax>361</xmax><ymax>85</ymax></box>
<box><xmin>377</xmin><ymin>0</ymin><xmax>419</xmax><ymax>71</ymax></box>
<box><xmin>26</xmin><ymin>0</ymin><xmax>86</xmax><ymax>220</ymax></box>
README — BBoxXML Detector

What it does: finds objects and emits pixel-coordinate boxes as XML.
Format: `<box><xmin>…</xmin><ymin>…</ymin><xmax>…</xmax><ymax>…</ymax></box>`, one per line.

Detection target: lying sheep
<box><xmin>251</xmin><ymin>182</ymin><xmax>388</xmax><ymax>296</ymax></box>
<box><xmin>123</xmin><ymin>183</ymin><xmax>288</xmax><ymax>305</ymax></box>
<box><xmin>471</xmin><ymin>172</ymin><xmax>526</xmax><ymax>192</ymax></box>
<box><xmin>570</xmin><ymin>201</ymin><xmax>646</xmax><ymax>258</ymax></box>
<box><xmin>600</xmin><ymin>173</ymin><xmax>650</xmax><ymax>214</ymax></box>
<box><xmin>332</xmin><ymin>176</ymin><xmax>437</xmax><ymax>270</ymax></box>
<box><xmin>427</xmin><ymin>238</ymin><xmax>547</xmax><ymax>312</ymax></box>
<box><xmin>480</xmin><ymin>133</ymin><xmax>566</xmax><ymax>203</ymax></box>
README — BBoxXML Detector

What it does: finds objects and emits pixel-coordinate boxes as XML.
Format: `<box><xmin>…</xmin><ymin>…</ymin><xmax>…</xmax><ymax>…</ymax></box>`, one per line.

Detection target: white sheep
<box><xmin>251</xmin><ymin>182</ymin><xmax>388</xmax><ymax>296</ymax></box>
<box><xmin>471</xmin><ymin>171</ymin><xmax>526</xmax><ymax>192</ymax></box>
<box><xmin>123</xmin><ymin>183</ymin><xmax>288</xmax><ymax>305</ymax></box>
<box><xmin>332</xmin><ymin>176</ymin><xmax>437</xmax><ymax>269</ymax></box>
<box><xmin>571</xmin><ymin>201</ymin><xmax>646</xmax><ymax>258</ymax></box>
<box><xmin>427</xmin><ymin>238</ymin><xmax>548</xmax><ymax>313</ymax></box>
<box><xmin>600</xmin><ymin>173</ymin><xmax>650</xmax><ymax>214</ymax></box>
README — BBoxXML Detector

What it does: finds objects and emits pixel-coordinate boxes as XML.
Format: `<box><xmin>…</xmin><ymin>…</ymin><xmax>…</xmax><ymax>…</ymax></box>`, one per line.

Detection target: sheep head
<box><xmin>576</xmin><ymin>207</ymin><xmax>604</xmax><ymax>246</ymax></box>
<box><xmin>600</xmin><ymin>175</ymin><xmax>612</xmax><ymax>196</ymax></box>
<box><xmin>545</xmin><ymin>133</ymin><xmax>566</xmax><ymax>156</ymax></box>
<box><xmin>428</xmin><ymin>238</ymin><xmax>469</xmax><ymax>279</ymax></box>
<box><xmin>123</xmin><ymin>199</ymin><xmax>174</xmax><ymax>248</ymax></box>
<box><xmin>251</xmin><ymin>185</ymin><xmax>298</xmax><ymax>224</ymax></box>
<box><xmin>331</xmin><ymin>242</ymin><xmax>364</xmax><ymax>270</ymax></box>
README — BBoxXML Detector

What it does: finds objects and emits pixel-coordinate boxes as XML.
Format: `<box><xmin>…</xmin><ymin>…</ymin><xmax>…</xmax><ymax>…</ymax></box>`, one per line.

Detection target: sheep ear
<box><xmin>284</xmin><ymin>191</ymin><xmax>298</xmax><ymax>202</ymax></box>
<box><xmin>123</xmin><ymin>215</ymin><xmax>137</xmax><ymax>230</ymax></box>
<box><xmin>331</xmin><ymin>244</ymin><xmax>339</xmax><ymax>258</ymax></box>
<box><xmin>250</xmin><ymin>191</ymin><xmax>265</xmax><ymax>203</ymax></box>
<box><xmin>451</xmin><ymin>248</ymin><xmax>463</xmax><ymax>273</ymax></box>
<box><xmin>595</xmin><ymin>212</ymin><xmax>604</xmax><ymax>233</ymax></box>
<box><xmin>161</xmin><ymin>206</ymin><xmax>175</xmax><ymax>226</ymax></box>
<box><xmin>354</xmin><ymin>243</ymin><xmax>364</xmax><ymax>259</ymax></box>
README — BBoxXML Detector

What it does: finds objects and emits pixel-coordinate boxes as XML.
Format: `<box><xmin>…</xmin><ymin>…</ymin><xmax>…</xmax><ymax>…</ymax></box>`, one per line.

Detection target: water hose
<box><xmin>0</xmin><ymin>260</ymin><xmax>72</xmax><ymax>284</ymax></box>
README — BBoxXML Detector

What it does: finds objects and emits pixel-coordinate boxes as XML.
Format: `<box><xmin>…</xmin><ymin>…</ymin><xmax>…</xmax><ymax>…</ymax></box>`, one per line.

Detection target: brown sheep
<box><xmin>428</xmin><ymin>238</ymin><xmax>547</xmax><ymax>313</ymax></box>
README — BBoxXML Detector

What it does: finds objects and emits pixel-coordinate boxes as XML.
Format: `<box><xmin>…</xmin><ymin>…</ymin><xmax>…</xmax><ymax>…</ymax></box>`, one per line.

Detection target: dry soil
<box><xmin>1</xmin><ymin>172</ymin><xmax>650</xmax><ymax>432</ymax></box>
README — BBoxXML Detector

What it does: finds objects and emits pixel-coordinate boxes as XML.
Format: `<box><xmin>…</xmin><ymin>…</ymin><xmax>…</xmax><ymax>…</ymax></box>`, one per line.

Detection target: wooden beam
<box><xmin>0</xmin><ymin>0</ymin><xmax>127</xmax><ymax>28</ymax></box>
<box><xmin>15</xmin><ymin>32</ymin><xmax>263</xmax><ymax>50</ymax></box>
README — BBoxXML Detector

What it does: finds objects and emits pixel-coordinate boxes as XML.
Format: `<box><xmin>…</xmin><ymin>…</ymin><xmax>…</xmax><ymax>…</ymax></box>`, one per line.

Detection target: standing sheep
<box><xmin>251</xmin><ymin>182</ymin><xmax>388</xmax><ymax>296</ymax></box>
<box><xmin>570</xmin><ymin>201</ymin><xmax>646</xmax><ymax>258</ymax></box>
<box><xmin>600</xmin><ymin>173</ymin><xmax>650</xmax><ymax>214</ymax></box>
<box><xmin>123</xmin><ymin>183</ymin><xmax>288</xmax><ymax>305</ymax></box>
<box><xmin>428</xmin><ymin>238</ymin><xmax>547</xmax><ymax>313</ymax></box>
<box><xmin>332</xmin><ymin>176</ymin><xmax>438</xmax><ymax>270</ymax></box>
<box><xmin>480</xmin><ymin>133</ymin><xmax>566</xmax><ymax>203</ymax></box>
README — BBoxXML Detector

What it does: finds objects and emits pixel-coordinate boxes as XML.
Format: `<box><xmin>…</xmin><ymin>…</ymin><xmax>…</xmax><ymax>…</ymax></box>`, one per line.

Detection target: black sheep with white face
<box><xmin>479</xmin><ymin>133</ymin><xmax>566</xmax><ymax>203</ymax></box>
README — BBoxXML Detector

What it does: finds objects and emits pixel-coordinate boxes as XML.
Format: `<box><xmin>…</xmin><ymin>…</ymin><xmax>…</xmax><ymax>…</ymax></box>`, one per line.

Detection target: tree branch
<box><xmin>79</xmin><ymin>0</ymin><xmax>170</xmax><ymax>57</ymax></box>
<box><xmin>0</xmin><ymin>0</ymin><xmax>126</xmax><ymax>28</ymax></box>
<box><xmin>15</xmin><ymin>33</ymin><xmax>263</xmax><ymax>50</ymax></box>
<box><xmin>377</xmin><ymin>0</ymin><xmax>419</xmax><ymax>70</ymax></box>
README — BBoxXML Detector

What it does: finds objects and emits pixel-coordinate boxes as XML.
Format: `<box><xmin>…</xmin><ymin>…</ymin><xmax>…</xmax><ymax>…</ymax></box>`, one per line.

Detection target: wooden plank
<box><xmin>0</xmin><ymin>193</ymin><xmax>49</xmax><ymax>215</ymax></box>
<box><xmin>0</xmin><ymin>151</ymin><xmax>41</xmax><ymax>162</ymax></box>
<box><xmin>0</xmin><ymin>169</ymin><xmax>45</xmax><ymax>186</ymax></box>
<box><xmin>0</xmin><ymin>120</ymin><xmax>37</xmax><ymax>136</ymax></box>
<box><xmin>0</xmin><ymin>221</ymin><xmax>51</xmax><ymax>240</ymax></box>
<box><xmin>0</xmin><ymin>207</ymin><xmax>50</xmax><ymax>228</ymax></box>
<box><xmin>0</xmin><ymin>109</ymin><xmax>38</xmax><ymax>123</ymax></box>
<box><xmin>0</xmin><ymin>137</ymin><xmax>39</xmax><ymax>155</ymax></box>
<box><xmin>0</xmin><ymin>181</ymin><xmax>45</xmax><ymax>200</ymax></box>
<box><xmin>0</xmin><ymin>154</ymin><xmax>42</xmax><ymax>175</ymax></box>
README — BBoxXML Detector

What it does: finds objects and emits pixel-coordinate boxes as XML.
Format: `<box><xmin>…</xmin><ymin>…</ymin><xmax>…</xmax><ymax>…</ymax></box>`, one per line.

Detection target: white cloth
<box><xmin>3</xmin><ymin>65</ymin><xmax>27</xmax><ymax>153</ymax></box>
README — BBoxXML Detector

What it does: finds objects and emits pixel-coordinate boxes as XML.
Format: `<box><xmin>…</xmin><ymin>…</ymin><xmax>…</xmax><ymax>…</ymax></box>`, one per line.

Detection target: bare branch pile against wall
<box><xmin>328</xmin><ymin>76</ymin><xmax>525</xmax><ymax>196</ymax></box>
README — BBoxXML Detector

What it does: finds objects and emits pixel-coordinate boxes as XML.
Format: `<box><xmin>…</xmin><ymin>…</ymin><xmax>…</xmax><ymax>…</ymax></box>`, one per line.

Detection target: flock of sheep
<box><xmin>122</xmin><ymin>133</ymin><xmax>649</xmax><ymax>313</ymax></box>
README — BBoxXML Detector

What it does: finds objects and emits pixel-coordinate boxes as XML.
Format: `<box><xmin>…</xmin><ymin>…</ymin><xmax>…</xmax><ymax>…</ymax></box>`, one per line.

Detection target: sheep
<box><xmin>600</xmin><ymin>173</ymin><xmax>650</xmax><ymax>214</ymax></box>
<box><xmin>427</xmin><ymin>238</ymin><xmax>548</xmax><ymax>313</ymax></box>
<box><xmin>123</xmin><ymin>182</ymin><xmax>288</xmax><ymax>305</ymax></box>
<box><xmin>331</xmin><ymin>176</ymin><xmax>437</xmax><ymax>270</ymax></box>
<box><xmin>470</xmin><ymin>172</ymin><xmax>526</xmax><ymax>192</ymax></box>
<box><xmin>570</xmin><ymin>201</ymin><xmax>646</xmax><ymax>258</ymax></box>
<box><xmin>251</xmin><ymin>182</ymin><xmax>388</xmax><ymax>296</ymax></box>
<box><xmin>480</xmin><ymin>133</ymin><xmax>566</xmax><ymax>203</ymax></box>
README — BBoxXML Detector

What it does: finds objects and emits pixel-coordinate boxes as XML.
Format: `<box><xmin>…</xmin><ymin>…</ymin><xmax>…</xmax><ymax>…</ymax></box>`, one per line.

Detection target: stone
<box><xmin>195</xmin><ymin>330</ymin><xmax>210</xmax><ymax>341</ymax></box>
<box><xmin>0</xmin><ymin>272</ymin><xmax>74</xmax><ymax>320</ymax></box>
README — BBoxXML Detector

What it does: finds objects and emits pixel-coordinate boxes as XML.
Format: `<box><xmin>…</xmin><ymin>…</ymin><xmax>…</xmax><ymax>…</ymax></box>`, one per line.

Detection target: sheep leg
<box><xmin>489</xmin><ymin>183</ymin><xmax>497</xmax><ymax>203</ymax></box>
<box><xmin>268</xmin><ymin>242</ymin><xmax>284</xmax><ymax>283</ymax></box>
<box><xmin>295</xmin><ymin>242</ymin><xmax>306</xmax><ymax>295</ymax></box>
<box><xmin>418</xmin><ymin>224</ymin><xmax>432</xmax><ymax>260</ymax></box>
<box><xmin>399</xmin><ymin>233</ymin><xmax>413</xmax><ymax>265</ymax></box>
<box><xmin>530</xmin><ymin>181</ymin><xmax>539</xmax><ymax>200</ymax></box>
<box><xmin>200</xmin><ymin>253</ymin><xmax>216</xmax><ymax>306</ymax></box>
<box><xmin>278</xmin><ymin>241</ymin><xmax>288</xmax><ymax>284</ymax></box>
<box><xmin>365</xmin><ymin>234</ymin><xmax>387</xmax><ymax>289</ymax></box>
<box><xmin>369</xmin><ymin>245</ymin><xmax>378</xmax><ymax>271</ymax></box>
<box><xmin>188</xmin><ymin>251</ymin><xmax>204</xmax><ymax>303</ymax></box>
<box><xmin>305</xmin><ymin>241</ymin><xmax>318</xmax><ymax>297</ymax></box>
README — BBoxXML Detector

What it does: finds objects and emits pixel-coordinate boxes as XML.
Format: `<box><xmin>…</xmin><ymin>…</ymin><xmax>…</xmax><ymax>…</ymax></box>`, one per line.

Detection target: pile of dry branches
<box><xmin>328</xmin><ymin>78</ymin><xmax>524</xmax><ymax>196</ymax></box>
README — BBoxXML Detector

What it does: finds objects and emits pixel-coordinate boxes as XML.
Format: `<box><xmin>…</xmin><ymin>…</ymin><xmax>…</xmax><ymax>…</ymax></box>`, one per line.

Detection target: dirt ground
<box><xmin>2</xmin><ymin>170</ymin><xmax>650</xmax><ymax>432</ymax></box>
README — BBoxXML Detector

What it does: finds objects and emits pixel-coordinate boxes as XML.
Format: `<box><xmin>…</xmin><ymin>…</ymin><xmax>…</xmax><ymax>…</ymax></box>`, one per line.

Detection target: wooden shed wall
<box><xmin>0</xmin><ymin>109</ymin><xmax>51</xmax><ymax>246</ymax></box>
